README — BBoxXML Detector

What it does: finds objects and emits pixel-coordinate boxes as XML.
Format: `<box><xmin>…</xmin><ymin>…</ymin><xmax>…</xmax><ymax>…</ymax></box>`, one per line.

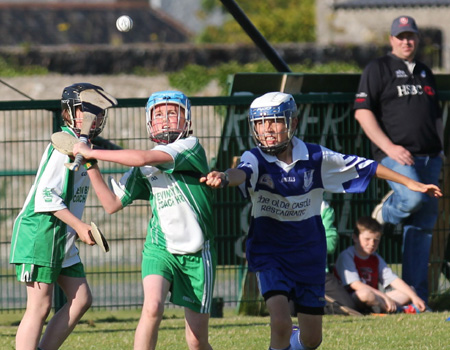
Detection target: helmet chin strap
<box><xmin>152</xmin><ymin>131</ymin><xmax>183</xmax><ymax>144</ymax></box>
<box><xmin>259</xmin><ymin>141</ymin><xmax>290</xmax><ymax>155</ymax></box>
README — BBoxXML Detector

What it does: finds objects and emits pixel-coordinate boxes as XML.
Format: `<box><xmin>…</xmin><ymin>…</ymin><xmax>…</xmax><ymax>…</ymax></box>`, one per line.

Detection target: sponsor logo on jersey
<box><xmin>359</xmin><ymin>266</ymin><xmax>374</xmax><ymax>285</ymax></box>
<box><xmin>421</xmin><ymin>70</ymin><xmax>427</xmax><ymax>78</ymax></box>
<box><xmin>73</xmin><ymin>186</ymin><xmax>89</xmax><ymax>203</ymax></box>
<box><xmin>281</xmin><ymin>176</ymin><xmax>295</xmax><ymax>183</ymax></box>
<box><xmin>424</xmin><ymin>85</ymin><xmax>435</xmax><ymax>96</ymax></box>
<box><xmin>43</xmin><ymin>188</ymin><xmax>53</xmax><ymax>202</ymax></box>
<box><xmin>354</xmin><ymin>92</ymin><xmax>367</xmax><ymax>103</ymax></box>
<box><xmin>182</xmin><ymin>295</ymin><xmax>196</xmax><ymax>304</ymax></box>
<box><xmin>303</xmin><ymin>170</ymin><xmax>314</xmax><ymax>192</ymax></box>
<box><xmin>155</xmin><ymin>186</ymin><xmax>186</xmax><ymax>209</ymax></box>
<box><xmin>255</xmin><ymin>193</ymin><xmax>311</xmax><ymax>219</ymax></box>
<box><xmin>258</xmin><ymin>174</ymin><xmax>274</xmax><ymax>189</ymax></box>
<box><xmin>396</xmin><ymin>84</ymin><xmax>424</xmax><ymax>97</ymax></box>
<box><xmin>395</xmin><ymin>69</ymin><xmax>408</xmax><ymax>78</ymax></box>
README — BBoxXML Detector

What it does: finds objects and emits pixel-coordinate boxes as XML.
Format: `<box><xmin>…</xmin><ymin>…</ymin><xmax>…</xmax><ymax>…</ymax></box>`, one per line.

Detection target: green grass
<box><xmin>1</xmin><ymin>308</ymin><xmax>449</xmax><ymax>349</ymax></box>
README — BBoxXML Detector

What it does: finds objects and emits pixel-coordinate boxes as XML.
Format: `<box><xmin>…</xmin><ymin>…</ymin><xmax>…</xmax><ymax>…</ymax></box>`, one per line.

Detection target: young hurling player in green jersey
<box><xmin>10</xmin><ymin>83</ymin><xmax>117</xmax><ymax>350</ymax></box>
<box><xmin>73</xmin><ymin>90</ymin><xmax>216</xmax><ymax>350</ymax></box>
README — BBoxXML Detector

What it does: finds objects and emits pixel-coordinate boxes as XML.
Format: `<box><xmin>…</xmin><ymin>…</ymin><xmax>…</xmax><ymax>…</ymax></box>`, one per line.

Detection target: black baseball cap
<box><xmin>391</xmin><ymin>16</ymin><xmax>419</xmax><ymax>36</ymax></box>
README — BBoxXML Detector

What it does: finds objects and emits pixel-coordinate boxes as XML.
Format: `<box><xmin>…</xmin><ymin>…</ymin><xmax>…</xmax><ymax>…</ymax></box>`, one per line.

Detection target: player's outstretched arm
<box><xmin>200</xmin><ymin>168</ymin><xmax>246</xmax><ymax>188</ymax></box>
<box><xmin>73</xmin><ymin>142</ymin><xmax>172</xmax><ymax>167</ymax></box>
<box><xmin>86</xmin><ymin>164</ymin><xmax>123</xmax><ymax>214</ymax></box>
<box><xmin>375</xmin><ymin>164</ymin><xmax>442</xmax><ymax>198</ymax></box>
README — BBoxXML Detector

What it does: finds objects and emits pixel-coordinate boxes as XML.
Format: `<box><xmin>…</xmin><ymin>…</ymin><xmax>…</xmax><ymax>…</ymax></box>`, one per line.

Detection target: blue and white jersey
<box><xmin>237</xmin><ymin>137</ymin><xmax>378</xmax><ymax>284</ymax></box>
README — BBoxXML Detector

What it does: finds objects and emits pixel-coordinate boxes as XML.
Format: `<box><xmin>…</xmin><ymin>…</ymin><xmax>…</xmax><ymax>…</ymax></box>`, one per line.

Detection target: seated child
<box><xmin>334</xmin><ymin>216</ymin><xmax>426</xmax><ymax>314</ymax></box>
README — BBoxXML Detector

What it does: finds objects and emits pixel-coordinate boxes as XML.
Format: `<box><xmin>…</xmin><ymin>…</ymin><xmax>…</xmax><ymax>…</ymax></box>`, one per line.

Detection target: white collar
<box><xmin>257</xmin><ymin>137</ymin><xmax>309</xmax><ymax>166</ymax></box>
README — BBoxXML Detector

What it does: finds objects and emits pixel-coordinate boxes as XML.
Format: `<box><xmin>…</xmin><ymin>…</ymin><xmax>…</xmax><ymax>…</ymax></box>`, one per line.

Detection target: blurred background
<box><xmin>0</xmin><ymin>0</ymin><xmax>447</xmax><ymax>100</ymax></box>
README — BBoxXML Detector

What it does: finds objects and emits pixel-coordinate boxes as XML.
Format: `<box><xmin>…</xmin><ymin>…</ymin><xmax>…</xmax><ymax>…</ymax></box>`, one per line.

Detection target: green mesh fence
<box><xmin>1</xmin><ymin>86</ymin><xmax>449</xmax><ymax>314</ymax></box>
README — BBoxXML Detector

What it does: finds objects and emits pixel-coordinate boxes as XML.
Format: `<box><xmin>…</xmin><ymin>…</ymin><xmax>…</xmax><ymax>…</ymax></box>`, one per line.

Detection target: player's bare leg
<box><xmin>386</xmin><ymin>289</ymin><xmax>411</xmax><ymax>307</ymax></box>
<box><xmin>16</xmin><ymin>282</ymin><xmax>53</xmax><ymax>350</ymax></box>
<box><xmin>39</xmin><ymin>275</ymin><xmax>92</xmax><ymax>350</ymax></box>
<box><xmin>297</xmin><ymin>313</ymin><xmax>322</xmax><ymax>349</ymax></box>
<box><xmin>184</xmin><ymin>308</ymin><xmax>212</xmax><ymax>350</ymax></box>
<box><xmin>265</xmin><ymin>295</ymin><xmax>292</xmax><ymax>349</ymax></box>
<box><xmin>134</xmin><ymin>275</ymin><xmax>171</xmax><ymax>350</ymax></box>
<box><xmin>353</xmin><ymin>288</ymin><xmax>387</xmax><ymax>311</ymax></box>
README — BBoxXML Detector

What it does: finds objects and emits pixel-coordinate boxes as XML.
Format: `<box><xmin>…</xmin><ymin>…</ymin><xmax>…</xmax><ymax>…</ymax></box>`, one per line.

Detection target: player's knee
<box><xmin>185</xmin><ymin>324</ymin><xmax>210</xmax><ymax>350</ymax></box>
<box><xmin>271</xmin><ymin>316</ymin><xmax>292</xmax><ymax>339</ymax></box>
<box><xmin>185</xmin><ymin>333</ymin><xmax>209</xmax><ymax>350</ymax></box>
<box><xmin>398</xmin><ymin>191</ymin><xmax>423</xmax><ymax>213</ymax></box>
<box><xmin>355</xmin><ymin>288</ymin><xmax>376</xmax><ymax>304</ymax></box>
<box><xmin>302</xmin><ymin>338</ymin><xmax>322</xmax><ymax>350</ymax></box>
<box><xmin>295</xmin><ymin>330</ymin><xmax>322</xmax><ymax>350</ymax></box>
<box><xmin>39</xmin><ymin>303</ymin><xmax>53</xmax><ymax>321</ymax></box>
<box><xmin>82</xmin><ymin>290</ymin><xmax>93</xmax><ymax>311</ymax></box>
<box><xmin>142</xmin><ymin>299</ymin><xmax>164</xmax><ymax>320</ymax></box>
<box><xmin>71</xmin><ymin>286</ymin><xmax>93</xmax><ymax>314</ymax></box>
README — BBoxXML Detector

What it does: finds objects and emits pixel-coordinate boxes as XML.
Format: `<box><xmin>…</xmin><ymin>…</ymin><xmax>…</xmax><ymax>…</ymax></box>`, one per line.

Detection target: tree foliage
<box><xmin>198</xmin><ymin>0</ymin><xmax>315</xmax><ymax>44</ymax></box>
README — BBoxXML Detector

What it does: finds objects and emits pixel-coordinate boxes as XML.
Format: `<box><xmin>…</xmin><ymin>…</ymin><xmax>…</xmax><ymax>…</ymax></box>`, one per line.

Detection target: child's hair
<box><xmin>353</xmin><ymin>216</ymin><xmax>382</xmax><ymax>236</ymax></box>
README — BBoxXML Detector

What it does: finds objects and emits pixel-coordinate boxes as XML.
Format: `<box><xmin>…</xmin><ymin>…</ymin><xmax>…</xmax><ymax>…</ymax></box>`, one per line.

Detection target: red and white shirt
<box><xmin>334</xmin><ymin>246</ymin><xmax>397</xmax><ymax>290</ymax></box>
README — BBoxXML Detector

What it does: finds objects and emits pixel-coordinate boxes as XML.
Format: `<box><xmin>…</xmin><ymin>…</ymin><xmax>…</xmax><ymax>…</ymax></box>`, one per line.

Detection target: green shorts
<box><xmin>142</xmin><ymin>241</ymin><xmax>216</xmax><ymax>313</ymax></box>
<box><xmin>15</xmin><ymin>262</ymin><xmax>86</xmax><ymax>284</ymax></box>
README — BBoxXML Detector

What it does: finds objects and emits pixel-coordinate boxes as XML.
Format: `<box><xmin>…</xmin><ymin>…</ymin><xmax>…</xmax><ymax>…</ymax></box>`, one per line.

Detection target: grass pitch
<box><xmin>1</xmin><ymin>308</ymin><xmax>449</xmax><ymax>349</ymax></box>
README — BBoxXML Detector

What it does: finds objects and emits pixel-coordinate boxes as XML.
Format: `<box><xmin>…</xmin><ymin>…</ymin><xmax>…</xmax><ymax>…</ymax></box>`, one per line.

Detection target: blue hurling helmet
<box><xmin>249</xmin><ymin>92</ymin><xmax>298</xmax><ymax>155</ymax></box>
<box><xmin>145</xmin><ymin>90</ymin><xmax>192</xmax><ymax>144</ymax></box>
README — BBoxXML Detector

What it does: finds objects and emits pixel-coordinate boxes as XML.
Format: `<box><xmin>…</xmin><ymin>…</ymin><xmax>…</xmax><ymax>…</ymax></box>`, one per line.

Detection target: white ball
<box><xmin>116</xmin><ymin>15</ymin><xmax>133</xmax><ymax>32</ymax></box>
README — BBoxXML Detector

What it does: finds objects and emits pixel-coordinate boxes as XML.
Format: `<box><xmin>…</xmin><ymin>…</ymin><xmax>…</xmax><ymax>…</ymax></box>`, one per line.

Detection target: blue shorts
<box><xmin>256</xmin><ymin>268</ymin><xmax>325</xmax><ymax>315</ymax></box>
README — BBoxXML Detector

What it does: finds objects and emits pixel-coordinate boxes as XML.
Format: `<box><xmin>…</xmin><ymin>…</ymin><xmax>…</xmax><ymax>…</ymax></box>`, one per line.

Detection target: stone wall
<box><xmin>0</xmin><ymin>42</ymin><xmax>393</xmax><ymax>75</ymax></box>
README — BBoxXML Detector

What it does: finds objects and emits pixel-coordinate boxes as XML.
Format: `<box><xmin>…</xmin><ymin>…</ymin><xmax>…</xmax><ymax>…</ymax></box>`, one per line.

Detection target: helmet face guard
<box><xmin>249</xmin><ymin>92</ymin><xmax>298</xmax><ymax>155</ymax></box>
<box><xmin>145</xmin><ymin>90</ymin><xmax>191</xmax><ymax>144</ymax></box>
<box><xmin>61</xmin><ymin>83</ymin><xmax>117</xmax><ymax>138</ymax></box>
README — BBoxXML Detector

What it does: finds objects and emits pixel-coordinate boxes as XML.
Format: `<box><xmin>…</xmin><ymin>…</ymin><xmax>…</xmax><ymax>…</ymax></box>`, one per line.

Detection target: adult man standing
<box><xmin>353</xmin><ymin>15</ymin><xmax>443</xmax><ymax>304</ymax></box>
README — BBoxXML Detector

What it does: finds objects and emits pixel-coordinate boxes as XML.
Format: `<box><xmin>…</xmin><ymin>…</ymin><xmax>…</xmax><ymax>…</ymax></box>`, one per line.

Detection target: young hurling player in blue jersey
<box><xmin>200</xmin><ymin>92</ymin><xmax>441</xmax><ymax>350</ymax></box>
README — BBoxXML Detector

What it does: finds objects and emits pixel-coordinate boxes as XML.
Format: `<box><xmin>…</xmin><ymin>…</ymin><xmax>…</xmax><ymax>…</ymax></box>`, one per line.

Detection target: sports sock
<box><xmin>269</xmin><ymin>346</ymin><xmax>291</xmax><ymax>350</ymax></box>
<box><xmin>290</xmin><ymin>328</ymin><xmax>302</xmax><ymax>350</ymax></box>
<box><xmin>290</xmin><ymin>327</ymin><xmax>321</xmax><ymax>350</ymax></box>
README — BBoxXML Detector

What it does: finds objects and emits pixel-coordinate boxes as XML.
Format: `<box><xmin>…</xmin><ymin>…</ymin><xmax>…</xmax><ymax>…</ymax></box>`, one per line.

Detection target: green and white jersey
<box><xmin>110</xmin><ymin>136</ymin><xmax>214</xmax><ymax>255</ymax></box>
<box><xmin>10</xmin><ymin>127</ymin><xmax>89</xmax><ymax>268</ymax></box>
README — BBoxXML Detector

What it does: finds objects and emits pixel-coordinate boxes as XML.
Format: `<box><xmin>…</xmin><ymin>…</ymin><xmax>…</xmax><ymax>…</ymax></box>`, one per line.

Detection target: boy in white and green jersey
<box><xmin>11</xmin><ymin>125</ymin><xmax>91</xmax><ymax>270</ymax></box>
<box><xmin>10</xmin><ymin>83</ymin><xmax>117</xmax><ymax>350</ymax></box>
<box><xmin>73</xmin><ymin>90</ymin><xmax>216</xmax><ymax>350</ymax></box>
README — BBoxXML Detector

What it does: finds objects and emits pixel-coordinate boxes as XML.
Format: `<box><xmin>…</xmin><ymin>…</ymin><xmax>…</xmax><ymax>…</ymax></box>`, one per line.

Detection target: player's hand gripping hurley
<box><xmin>89</xmin><ymin>222</ymin><xmax>109</xmax><ymax>253</ymax></box>
<box><xmin>66</xmin><ymin>112</ymin><xmax>96</xmax><ymax>171</ymax></box>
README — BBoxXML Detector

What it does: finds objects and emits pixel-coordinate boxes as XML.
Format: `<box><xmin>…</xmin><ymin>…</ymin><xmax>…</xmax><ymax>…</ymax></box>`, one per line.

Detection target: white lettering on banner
<box><xmin>336</xmin><ymin>193</ymin><xmax>353</xmax><ymax>234</ymax></box>
<box><xmin>299</xmin><ymin>104</ymin><xmax>317</xmax><ymax>137</ymax></box>
<box><xmin>443</xmin><ymin>101</ymin><xmax>449</xmax><ymax>127</ymax></box>
<box><xmin>298</xmin><ymin>103</ymin><xmax>357</xmax><ymax>152</ymax></box>
<box><xmin>235</xmin><ymin>202</ymin><xmax>252</xmax><ymax>259</ymax></box>
<box><xmin>222</xmin><ymin>107</ymin><xmax>252</xmax><ymax>152</ymax></box>
<box><xmin>319</xmin><ymin>104</ymin><xmax>354</xmax><ymax>151</ymax></box>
